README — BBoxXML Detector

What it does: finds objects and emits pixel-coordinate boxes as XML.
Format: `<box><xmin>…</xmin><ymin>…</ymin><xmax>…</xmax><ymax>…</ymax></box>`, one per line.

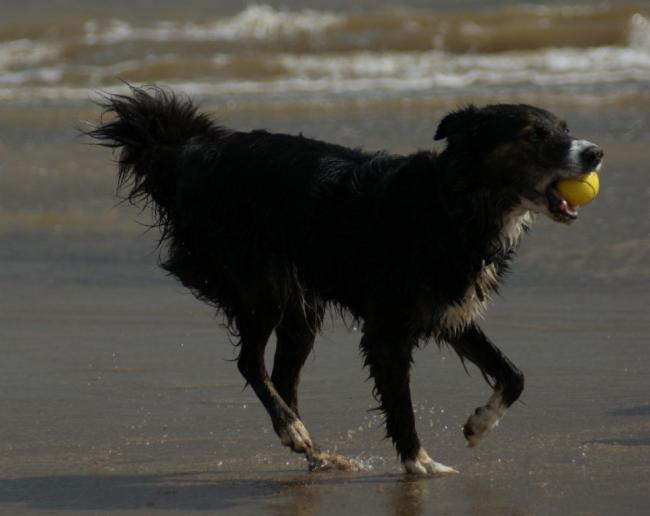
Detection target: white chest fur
<box><xmin>439</xmin><ymin>209</ymin><xmax>533</xmax><ymax>334</ymax></box>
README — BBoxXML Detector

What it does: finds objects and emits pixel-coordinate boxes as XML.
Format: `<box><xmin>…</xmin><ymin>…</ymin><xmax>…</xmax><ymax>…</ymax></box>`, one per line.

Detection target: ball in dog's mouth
<box><xmin>545</xmin><ymin>170</ymin><xmax>600</xmax><ymax>223</ymax></box>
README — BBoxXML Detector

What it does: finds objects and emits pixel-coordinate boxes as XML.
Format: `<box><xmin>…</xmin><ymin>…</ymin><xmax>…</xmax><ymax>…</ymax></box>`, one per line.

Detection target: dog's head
<box><xmin>435</xmin><ymin>104</ymin><xmax>603</xmax><ymax>224</ymax></box>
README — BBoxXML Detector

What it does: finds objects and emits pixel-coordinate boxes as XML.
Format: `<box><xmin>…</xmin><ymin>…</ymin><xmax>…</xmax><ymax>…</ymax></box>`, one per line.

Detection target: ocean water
<box><xmin>1</xmin><ymin>2</ymin><xmax>649</xmax><ymax>105</ymax></box>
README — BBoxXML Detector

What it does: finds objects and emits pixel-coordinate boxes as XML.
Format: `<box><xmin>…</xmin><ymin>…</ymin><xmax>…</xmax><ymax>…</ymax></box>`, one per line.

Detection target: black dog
<box><xmin>91</xmin><ymin>86</ymin><xmax>603</xmax><ymax>475</ymax></box>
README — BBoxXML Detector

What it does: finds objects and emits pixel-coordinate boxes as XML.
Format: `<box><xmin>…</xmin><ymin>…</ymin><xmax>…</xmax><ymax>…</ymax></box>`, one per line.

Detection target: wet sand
<box><xmin>1</xmin><ymin>279</ymin><xmax>649</xmax><ymax>514</ymax></box>
<box><xmin>1</xmin><ymin>98</ymin><xmax>649</xmax><ymax>514</ymax></box>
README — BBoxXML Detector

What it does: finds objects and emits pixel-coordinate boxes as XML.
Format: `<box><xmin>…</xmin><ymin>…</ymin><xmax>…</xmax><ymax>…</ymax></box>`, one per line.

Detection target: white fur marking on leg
<box><xmin>464</xmin><ymin>390</ymin><xmax>508</xmax><ymax>448</ymax></box>
<box><xmin>279</xmin><ymin>420</ymin><xmax>313</xmax><ymax>453</ymax></box>
<box><xmin>403</xmin><ymin>448</ymin><xmax>458</xmax><ymax>476</ymax></box>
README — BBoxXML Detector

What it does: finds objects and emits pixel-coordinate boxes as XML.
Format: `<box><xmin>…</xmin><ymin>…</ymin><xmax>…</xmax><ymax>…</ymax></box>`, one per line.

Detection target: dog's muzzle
<box><xmin>546</xmin><ymin>143</ymin><xmax>603</xmax><ymax>223</ymax></box>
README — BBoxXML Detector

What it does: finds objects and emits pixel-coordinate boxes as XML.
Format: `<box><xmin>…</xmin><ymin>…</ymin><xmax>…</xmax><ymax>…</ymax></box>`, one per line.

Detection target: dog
<box><xmin>91</xmin><ymin>86</ymin><xmax>603</xmax><ymax>475</ymax></box>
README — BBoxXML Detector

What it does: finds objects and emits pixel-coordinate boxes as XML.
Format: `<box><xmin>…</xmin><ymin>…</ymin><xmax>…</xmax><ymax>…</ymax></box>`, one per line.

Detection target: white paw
<box><xmin>464</xmin><ymin>393</ymin><xmax>507</xmax><ymax>447</ymax></box>
<box><xmin>403</xmin><ymin>448</ymin><xmax>459</xmax><ymax>476</ymax></box>
<box><xmin>279</xmin><ymin>420</ymin><xmax>313</xmax><ymax>453</ymax></box>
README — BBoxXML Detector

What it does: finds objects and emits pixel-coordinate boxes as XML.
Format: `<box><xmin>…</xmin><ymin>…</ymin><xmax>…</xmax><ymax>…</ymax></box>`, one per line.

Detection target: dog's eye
<box><xmin>528</xmin><ymin>127</ymin><xmax>549</xmax><ymax>141</ymax></box>
<box><xmin>560</xmin><ymin>122</ymin><xmax>570</xmax><ymax>134</ymax></box>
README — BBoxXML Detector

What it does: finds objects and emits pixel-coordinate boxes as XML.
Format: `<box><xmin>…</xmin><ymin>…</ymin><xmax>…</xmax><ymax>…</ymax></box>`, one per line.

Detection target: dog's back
<box><xmin>92</xmin><ymin>87</ymin><xmax>428</xmax><ymax>322</ymax></box>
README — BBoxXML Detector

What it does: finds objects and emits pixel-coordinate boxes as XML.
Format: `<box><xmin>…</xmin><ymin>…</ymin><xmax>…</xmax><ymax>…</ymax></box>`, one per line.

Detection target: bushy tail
<box><xmin>90</xmin><ymin>85</ymin><xmax>222</xmax><ymax>224</ymax></box>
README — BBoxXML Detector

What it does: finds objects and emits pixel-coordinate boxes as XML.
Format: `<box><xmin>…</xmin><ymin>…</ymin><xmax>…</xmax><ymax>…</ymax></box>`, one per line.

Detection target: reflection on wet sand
<box><xmin>462</xmin><ymin>478</ymin><xmax>528</xmax><ymax>516</ymax></box>
<box><xmin>266</xmin><ymin>477</ymin><xmax>320</xmax><ymax>516</ymax></box>
<box><xmin>386</xmin><ymin>477</ymin><xmax>427</xmax><ymax>516</ymax></box>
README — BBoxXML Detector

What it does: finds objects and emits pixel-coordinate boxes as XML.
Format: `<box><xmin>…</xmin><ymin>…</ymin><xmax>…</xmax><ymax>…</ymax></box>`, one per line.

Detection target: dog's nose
<box><xmin>581</xmin><ymin>145</ymin><xmax>604</xmax><ymax>169</ymax></box>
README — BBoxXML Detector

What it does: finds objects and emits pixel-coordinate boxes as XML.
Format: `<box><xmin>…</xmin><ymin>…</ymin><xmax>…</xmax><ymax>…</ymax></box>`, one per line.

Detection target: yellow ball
<box><xmin>555</xmin><ymin>171</ymin><xmax>600</xmax><ymax>206</ymax></box>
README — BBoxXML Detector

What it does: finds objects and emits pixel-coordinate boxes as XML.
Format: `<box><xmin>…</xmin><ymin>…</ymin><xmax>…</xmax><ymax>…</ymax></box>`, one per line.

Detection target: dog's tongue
<box><xmin>550</xmin><ymin>187</ymin><xmax>578</xmax><ymax>217</ymax></box>
<box><xmin>558</xmin><ymin>197</ymin><xmax>576</xmax><ymax>216</ymax></box>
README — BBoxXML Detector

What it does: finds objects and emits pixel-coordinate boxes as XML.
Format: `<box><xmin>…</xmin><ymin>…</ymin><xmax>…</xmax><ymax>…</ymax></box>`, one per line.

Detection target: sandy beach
<box><xmin>1</xmin><ymin>1</ymin><xmax>650</xmax><ymax>514</ymax></box>
<box><xmin>2</xmin><ymin>99</ymin><xmax>649</xmax><ymax>514</ymax></box>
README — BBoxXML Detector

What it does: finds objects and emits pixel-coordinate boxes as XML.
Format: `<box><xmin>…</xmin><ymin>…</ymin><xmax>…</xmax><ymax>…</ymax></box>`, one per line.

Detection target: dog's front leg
<box><xmin>447</xmin><ymin>323</ymin><xmax>524</xmax><ymax>447</ymax></box>
<box><xmin>360</xmin><ymin>326</ymin><xmax>458</xmax><ymax>476</ymax></box>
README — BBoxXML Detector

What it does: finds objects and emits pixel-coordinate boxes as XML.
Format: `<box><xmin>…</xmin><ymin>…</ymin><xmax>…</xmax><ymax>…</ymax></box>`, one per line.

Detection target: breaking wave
<box><xmin>1</xmin><ymin>4</ymin><xmax>649</xmax><ymax>104</ymax></box>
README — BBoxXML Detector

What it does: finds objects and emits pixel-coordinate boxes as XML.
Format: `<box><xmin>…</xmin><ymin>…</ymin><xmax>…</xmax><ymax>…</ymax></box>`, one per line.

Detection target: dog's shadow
<box><xmin>0</xmin><ymin>471</ymin><xmax>432</xmax><ymax>514</ymax></box>
<box><xmin>0</xmin><ymin>472</ymin><xmax>285</xmax><ymax>512</ymax></box>
<box><xmin>0</xmin><ymin>470</ymin><xmax>525</xmax><ymax>515</ymax></box>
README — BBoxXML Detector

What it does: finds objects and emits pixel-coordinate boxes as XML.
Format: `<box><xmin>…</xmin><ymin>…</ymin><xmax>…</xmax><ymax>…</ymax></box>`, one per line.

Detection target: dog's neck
<box><xmin>489</xmin><ymin>206</ymin><xmax>533</xmax><ymax>260</ymax></box>
<box><xmin>438</xmin><ymin>182</ymin><xmax>531</xmax><ymax>269</ymax></box>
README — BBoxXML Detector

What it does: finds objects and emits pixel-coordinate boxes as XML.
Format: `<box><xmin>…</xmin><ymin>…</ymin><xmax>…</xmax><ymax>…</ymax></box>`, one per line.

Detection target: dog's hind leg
<box><xmin>361</xmin><ymin>324</ymin><xmax>458</xmax><ymax>476</ymax></box>
<box><xmin>271</xmin><ymin>300</ymin><xmax>324</xmax><ymax>417</ymax></box>
<box><xmin>236</xmin><ymin>309</ymin><xmax>313</xmax><ymax>454</ymax></box>
<box><xmin>447</xmin><ymin>323</ymin><xmax>524</xmax><ymax>447</ymax></box>
<box><xmin>270</xmin><ymin>301</ymin><xmax>362</xmax><ymax>472</ymax></box>
<box><xmin>236</xmin><ymin>304</ymin><xmax>359</xmax><ymax>471</ymax></box>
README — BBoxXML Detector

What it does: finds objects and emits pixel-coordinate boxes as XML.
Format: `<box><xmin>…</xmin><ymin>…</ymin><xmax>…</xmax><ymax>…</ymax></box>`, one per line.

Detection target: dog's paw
<box><xmin>279</xmin><ymin>420</ymin><xmax>314</xmax><ymax>453</ymax></box>
<box><xmin>463</xmin><ymin>403</ymin><xmax>506</xmax><ymax>447</ymax></box>
<box><xmin>308</xmin><ymin>451</ymin><xmax>367</xmax><ymax>472</ymax></box>
<box><xmin>402</xmin><ymin>448</ymin><xmax>459</xmax><ymax>476</ymax></box>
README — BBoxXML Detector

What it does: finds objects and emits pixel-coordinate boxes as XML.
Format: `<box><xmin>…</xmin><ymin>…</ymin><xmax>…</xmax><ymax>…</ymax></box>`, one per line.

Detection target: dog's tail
<box><xmin>90</xmin><ymin>85</ymin><xmax>225</xmax><ymax>224</ymax></box>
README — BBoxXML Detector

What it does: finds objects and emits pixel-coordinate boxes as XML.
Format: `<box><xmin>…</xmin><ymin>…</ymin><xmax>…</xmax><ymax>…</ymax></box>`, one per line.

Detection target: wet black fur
<box><xmin>91</xmin><ymin>86</ymin><xmax>582</xmax><ymax>465</ymax></box>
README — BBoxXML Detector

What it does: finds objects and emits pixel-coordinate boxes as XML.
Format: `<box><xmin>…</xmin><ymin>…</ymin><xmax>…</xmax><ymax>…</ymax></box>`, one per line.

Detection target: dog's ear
<box><xmin>434</xmin><ymin>105</ymin><xmax>480</xmax><ymax>141</ymax></box>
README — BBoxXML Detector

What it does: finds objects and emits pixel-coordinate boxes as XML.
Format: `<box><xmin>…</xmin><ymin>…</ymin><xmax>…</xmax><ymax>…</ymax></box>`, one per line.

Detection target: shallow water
<box><xmin>1</xmin><ymin>280</ymin><xmax>648</xmax><ymax>514</ymax></box>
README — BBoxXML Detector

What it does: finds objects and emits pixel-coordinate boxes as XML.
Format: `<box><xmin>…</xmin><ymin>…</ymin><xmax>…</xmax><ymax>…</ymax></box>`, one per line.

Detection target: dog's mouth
<box><xmin>522</xmin><ymin>180</ymin><xmax>580</xmax><ymax>224</ymax></box>
<box><xmin>545</xmin><ymin>184</ymin><xmax>578</xmax><ymax>223</ymax></box>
